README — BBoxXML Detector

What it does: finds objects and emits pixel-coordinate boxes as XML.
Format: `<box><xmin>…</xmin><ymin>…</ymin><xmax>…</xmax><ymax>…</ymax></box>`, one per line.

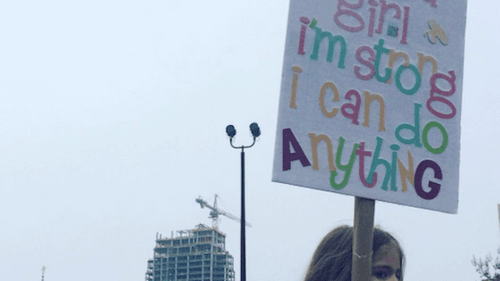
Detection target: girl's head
<box><xmin>304</xmin><ymin>225</ymin><xmax>404</xmax><ymax>281</ymax></box>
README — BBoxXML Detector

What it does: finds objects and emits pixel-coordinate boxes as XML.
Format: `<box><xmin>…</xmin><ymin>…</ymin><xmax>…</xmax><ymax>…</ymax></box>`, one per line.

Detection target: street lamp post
<box><xmin>226</xmin><ymin>123</ymin><xmax>260</xmax><ymax>281</ymax></box>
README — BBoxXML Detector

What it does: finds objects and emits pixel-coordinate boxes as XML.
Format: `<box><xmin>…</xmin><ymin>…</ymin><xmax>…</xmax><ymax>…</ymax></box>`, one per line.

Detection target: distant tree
<box><xmin>472</xmin><ymin>247</ymin><xmax>500</xmax><ymax>281</ymax></box>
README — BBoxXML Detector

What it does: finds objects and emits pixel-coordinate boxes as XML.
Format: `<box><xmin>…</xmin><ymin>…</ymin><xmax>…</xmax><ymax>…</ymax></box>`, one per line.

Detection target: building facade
<box><xmin>145</xmin><ymin>224</ymin><xmax>235</xmax><ymax>281</ymax></box>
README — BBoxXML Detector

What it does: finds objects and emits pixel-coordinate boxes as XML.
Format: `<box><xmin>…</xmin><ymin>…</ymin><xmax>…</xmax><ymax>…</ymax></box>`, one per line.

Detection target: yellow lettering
<box><xmin>309</xmin><ymin>133</ymin><xmax>336</xmax><ymax>172</ymax></box>
<box><xmin>290</xmin><ymin>65</ymin><xmax>303</xmax><ymax>109</ymax></box>
<box><xmin>363</xmin><ymin>91</ymin><xmax>386</xmax><ymax>131</ymax></box>
<box><xmin>319</xmin><ymin>82</ymin><xmax>340</xmax><ymax>118</ymax></box>
<box><xmin>397</xmin><ymin>150</ymin><xmax>415</xmax><ymax>192</ymax></box>
<box><xmin>387</xmin><ymin>49</ymin><xmax>410</xmax><ymax>84</ymax></box>
<box><xmin>417</xmin><ymin>52</ymin><xmax>438</xmax><ymax>77</ymax></box>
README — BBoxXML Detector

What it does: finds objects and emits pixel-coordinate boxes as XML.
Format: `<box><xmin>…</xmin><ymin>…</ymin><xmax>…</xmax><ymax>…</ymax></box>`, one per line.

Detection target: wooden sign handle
<box><xmin>351</xmin><ymin>197</ymin><xmax>375</xmax><ymax>281</ymax></box>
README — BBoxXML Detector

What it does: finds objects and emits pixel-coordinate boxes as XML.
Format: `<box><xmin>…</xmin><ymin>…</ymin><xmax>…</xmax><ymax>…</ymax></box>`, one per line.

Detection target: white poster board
<box><xmin>273</xmin><ymin>0</ymin><xmax>467</xmax><ymax>214</ymax></box>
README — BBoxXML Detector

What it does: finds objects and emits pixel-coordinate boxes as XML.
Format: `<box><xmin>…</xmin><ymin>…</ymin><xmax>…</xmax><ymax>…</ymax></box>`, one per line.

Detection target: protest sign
<box><xmin>273</xmin><ymin>0</ymin><xmax>467</xmax><ymax>214</ymax></box>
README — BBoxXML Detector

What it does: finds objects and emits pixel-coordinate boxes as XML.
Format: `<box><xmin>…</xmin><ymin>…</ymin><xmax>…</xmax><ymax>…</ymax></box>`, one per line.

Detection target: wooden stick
<box><xmin>351</xmin><ymin>197</ymin><xmax>376</xmax><ymax>281</ymax></box>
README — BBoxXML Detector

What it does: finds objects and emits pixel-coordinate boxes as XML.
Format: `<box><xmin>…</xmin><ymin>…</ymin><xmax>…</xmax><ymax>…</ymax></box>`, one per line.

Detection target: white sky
<box><xmin>0</xmin><ymin>0</ymin><xmax>499</xmax><ymax>280</ymax></box>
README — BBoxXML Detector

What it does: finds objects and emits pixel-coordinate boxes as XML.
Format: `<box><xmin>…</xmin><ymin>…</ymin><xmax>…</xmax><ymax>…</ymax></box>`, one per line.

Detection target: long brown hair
<box><xmin>303</xmin><ymin>225</ymin><xmax>404</xmax><ymax>281</ymax></box>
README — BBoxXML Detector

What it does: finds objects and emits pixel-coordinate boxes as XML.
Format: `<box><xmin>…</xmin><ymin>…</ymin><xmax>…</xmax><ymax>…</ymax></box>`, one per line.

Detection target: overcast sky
<box><xmin>0</xmin><ymin>0</ymin><xmax>499</xmax><ymax>281</ymax></box>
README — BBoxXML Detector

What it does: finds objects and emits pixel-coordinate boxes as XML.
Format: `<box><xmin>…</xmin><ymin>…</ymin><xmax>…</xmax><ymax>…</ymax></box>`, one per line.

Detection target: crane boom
<box><xmin>196</xmin><ymin>198</ymin><xmax>217</xmax><ymax>212</ymax></box>
<box><xmin>41</xmin><ymin>266</ymin><xmax>46</xmax><ymax>281</ymax></box>
<box><xmin>196</xmin><ymin>195</ymin><xmax>252</xmax><ymax>228</ymax></box>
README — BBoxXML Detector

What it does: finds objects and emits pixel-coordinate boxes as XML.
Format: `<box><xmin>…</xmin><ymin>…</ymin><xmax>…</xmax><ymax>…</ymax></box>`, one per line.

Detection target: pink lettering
<box><xmin>368</xmin><ymin>0</ymin><xmax>378</xmax><ymax>37</ymax></box>
<box><xmin>427</xmin><ymin>71</ymin><xmax>457</xmax><ymax>119</ymax></box>
<box><xmin>376</xmin><ymin>0</ymin><xmax>401</xmax><ymax>34</ymax></box>
<box><xmin>400</xmin><ymin>6</ymin><xmax>410</xmax><ymax>44</ymax></box>
<box><xmin>298</xmin><ymin>17</ymin><xmax>310</xmax><ymax>55</ymax></box>
<box><xmin>354</xmin><ymin>46</ymin><xmax>376</xmax><ymax>81</ymax></box>
<box><xmin>341</xmin><ymin>89</ymin><xmax>362</xmax><ymax>125</ymax></box>
<box><xmin>334</xmin><ymin>0</ymin><xmax>365</xmax><ymax>32</ymax></box>
<box><xmin>424</xmin><ymin>0</ymin><xmax>437</xmax><ymax>8</ymax></box>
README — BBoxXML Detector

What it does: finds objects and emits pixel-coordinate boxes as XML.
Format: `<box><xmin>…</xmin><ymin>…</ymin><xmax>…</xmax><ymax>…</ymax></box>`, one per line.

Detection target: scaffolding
<box><xmin>145</xmin><ymin>224</ymin><xmax>235</xmax><ymax>281</ymax></box>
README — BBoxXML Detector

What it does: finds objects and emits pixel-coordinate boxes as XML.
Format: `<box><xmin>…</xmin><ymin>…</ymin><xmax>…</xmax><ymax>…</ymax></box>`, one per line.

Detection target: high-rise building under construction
<box><xmin>145</xmin><ymin>224</ymin><xmax>235</xmax><ymax>281</ymax></box>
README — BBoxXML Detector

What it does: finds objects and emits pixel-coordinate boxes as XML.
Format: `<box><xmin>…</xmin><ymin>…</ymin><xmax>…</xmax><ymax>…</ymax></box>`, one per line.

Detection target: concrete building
<box><xmin>145</xmin><ymin>224</ymin><xmax>235</xmax><ymax>281</ymax></box>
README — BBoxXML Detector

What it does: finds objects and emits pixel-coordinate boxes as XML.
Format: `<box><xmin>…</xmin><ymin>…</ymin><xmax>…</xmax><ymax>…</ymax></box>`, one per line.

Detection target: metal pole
<box><xmin>241</xmin><ymin>149</ymin><xmax>246</xmax><ymax>281</ymax></box>
<box><xmin>497</xmin><ymin>204</ymin><xmax>500</xmax><ymax>237</ymax></box>
<box><xmin>226</xmin><ymin>123</ymin><xmax>260</xmax><ymax>281</ymax></box>
<box><xmin>351</xmin><ymin>197</ymin><xmax>375</xmax><ymax>281</ymax></box>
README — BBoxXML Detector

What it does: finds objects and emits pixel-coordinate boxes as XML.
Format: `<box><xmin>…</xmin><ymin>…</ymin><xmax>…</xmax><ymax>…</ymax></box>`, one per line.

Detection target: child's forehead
<box><xmin>372</xmin><ymin>242</ymin><xmax>401</xmax><ymax>267</ymax></box>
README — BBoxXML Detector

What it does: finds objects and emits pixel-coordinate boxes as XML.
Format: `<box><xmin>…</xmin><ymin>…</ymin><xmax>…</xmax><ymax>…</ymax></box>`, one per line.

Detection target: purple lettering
<box><xmin>414</xmin><ymin>159</ymin><xmax>442</xmax><ymax>200</ymax></box>
<box><xmin>282</xmin><ymin>128</ymin><xmax>311</xmax><ymax>171</ymax></box>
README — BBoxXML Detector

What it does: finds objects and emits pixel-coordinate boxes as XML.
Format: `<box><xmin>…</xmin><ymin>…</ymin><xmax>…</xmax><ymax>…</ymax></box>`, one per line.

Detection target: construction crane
<box><xmin>196</xmin><ymin>194</ymin><xmax>252</xmax><ymax>229</ymax></box>
<box><xmin>41</xmin><ymin>266</ymin><xmax>46</xmax><ymax>281</ymax></box>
